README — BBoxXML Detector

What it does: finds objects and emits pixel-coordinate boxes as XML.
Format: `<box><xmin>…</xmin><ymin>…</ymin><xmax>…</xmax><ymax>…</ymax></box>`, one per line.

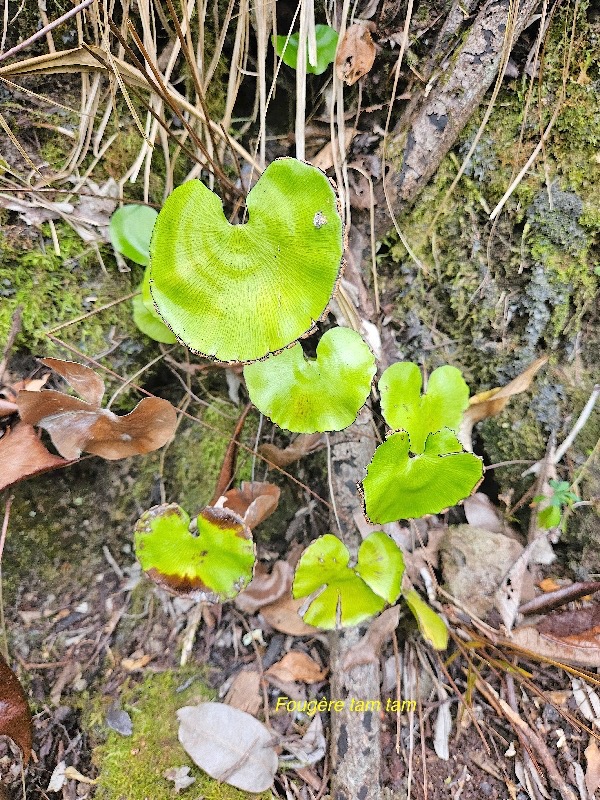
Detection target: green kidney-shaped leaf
<box><xmin>379</xmin><ymin>363</ymin><xmax>470</xmax><ymax>453</ymax></box>
<box><xmin>109</xmin><ymin>204</ymin><xmax>158</xmax><ymax>266</ymax></box>
<box><xmin>292</xmin><ymin>532</ymin><xmax>404</xmax><ymax>629</ymax></box>
<box><xmin>150</xmin><ymin>158</ymin><xmax>343</xmax><ymax>362</ymax></box>
<box><xmin>272</xmin><ymin>24</ymin><xmax>339</xmax><ymax>75</ymax></box>
<box><xmin>135</xmin><ymin>504</ymin><xmax>255</xmax><ymax>602</ymax></box>
<box><xmin>403</xmin><ymin>589</ymin><xmax>448</xmax><ymax>650</ymax></box>
<box><xmin>243</xmin><ymin>327</ymin><xmax>375</xmax><ymax>433</ymax></box>
<box><xmin>361</xmin><ymin>430</ymin><xmax>483</xmax><ymax>523</ymax></box>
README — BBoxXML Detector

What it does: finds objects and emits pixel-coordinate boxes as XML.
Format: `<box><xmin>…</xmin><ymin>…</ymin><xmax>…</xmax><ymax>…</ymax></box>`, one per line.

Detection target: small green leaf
<box><xmin>150</xmin><ymin>158</ymin><xmax>343</xmax><ymax>362</ymax></box>
<box><xmin>243</xmin><ymin>327</ymin><xmax>376</xmax><ymax>433</ymax></box>
<box><xmin>134</xmin><ymin>504</ymin><xmax>255</xmax><ymax>602</ymax></box>
<box><xmin>403</xmin><ymin>589</ymin><xmax>448</xmax><ymax>650</ymax></box>
<box><xmin>272</xmin><ymin>25</ymin><xmax>339</xmax><ymax>75</ymax></box>
<box><xmin>538</xmin><ymin>505</ymin><xmax>562</xmax><ymax>529</ymax></box>
<box><xmin>379</xmin><ymin>363</ymin><xmax>470</xmax><ymax>453</ymax></box>
<box><xmin>132</xmin><ymin>293</ymin><xmax>177</xmax><ymax>343</ymax></box>
<box><xmin>109</xmin><ymin>204</ymin><xmax>158</xmax><ymax>266</ymax></box>
<box><xmin>355</xmin><ymin>531</ymin><xmax>405</xmax><ymax>604</ymax></box>
<box><xmin>361</xmin><ymin>430</ymin><xmax>483</xmax><ymax>523</ymax></box>
<box><xmin>132</xmin><ymin>268</ymin><xmax>177</xmax><ymax>343</ymax></box>
<box><xmin>292</xmin><ymin>532</ymin><xmax>404</xmax><ymax>629</ymax></box>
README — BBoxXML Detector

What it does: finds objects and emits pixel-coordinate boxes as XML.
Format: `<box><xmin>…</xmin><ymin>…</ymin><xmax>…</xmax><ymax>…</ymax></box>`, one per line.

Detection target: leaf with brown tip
<box><xmin>0</xmin><ymin>654</ymin><xmax>33</xmax><ymax>765</ymax></box>
<box><xmin>40</xmin><ymin>358</ymin><xmax>105</xmax><ymax>406</ymax></box>
<box><xmin>0</xmin><ymin>423</ymin><xmax>71</xmax><ymax>491</ymax></box>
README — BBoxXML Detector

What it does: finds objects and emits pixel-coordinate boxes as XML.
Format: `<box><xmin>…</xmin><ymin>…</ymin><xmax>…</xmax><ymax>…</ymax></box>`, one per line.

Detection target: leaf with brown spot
<box><xmin>0</xmin><ymin>422</ymin><xmax>71</xmax><ymax>491</ymax></box>
<box><xmin>459</xmin><ymin>357</ymin><xmax>548</xmax><ymax>450</ymax></box>
<box><xmin>0</xmin><ymin>653</ymin><xmax>32</xmax><ymax>765</ymax></box>
<box><xmin>134</xmin><ymin>504</ymin><xmax>255</xmax><ymax>603</ymax></box>
<box><xmin>335</xmin><ymin>23</ymin><xmax>377</xmax><ymax>85</ymax></box>
<box><xmin>235</xmin><ymin>561</ymin><xmax>293</xmax><ymax>614</ymax></box>
<box><xmin>219</xmin><ymin>481</ymin><xmax>281</xmax><ymax>529</ymax></box>
<box><xmin>266</xmin><ymin>652</ymin><xmax>327</xmax><ymax>684</ymax></box>
<box><xmin>259</xmin><ymin>433</ymin><xmax>323</xmax><ymax>468</ymax></box>
<box><xmin>16</xmin><ymin>358</ymin><xmax>177</xmax><ymax>460</ymax></box>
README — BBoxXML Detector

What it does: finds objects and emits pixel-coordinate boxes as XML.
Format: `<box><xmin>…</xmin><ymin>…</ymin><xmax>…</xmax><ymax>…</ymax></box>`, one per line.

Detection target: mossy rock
<box><xmin>378</xmin><ymin>4</ymin><xmax>600</xmax><ymax>564</ymax></box>
<box><xmin>88</xmin><ymin>669</ymin><xmax>272</xmax><ymax>799</ymax></box>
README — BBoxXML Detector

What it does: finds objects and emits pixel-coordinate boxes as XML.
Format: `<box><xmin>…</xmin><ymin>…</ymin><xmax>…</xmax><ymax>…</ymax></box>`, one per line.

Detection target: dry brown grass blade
<box><xmin>0</xmin><ymin>109</ymin><xmax>41</xmax><ymax>173</ymax></box>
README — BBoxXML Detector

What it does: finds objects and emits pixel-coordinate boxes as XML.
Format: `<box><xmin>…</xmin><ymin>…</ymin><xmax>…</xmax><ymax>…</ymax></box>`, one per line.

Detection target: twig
<box><xmin>523</xmin><ymin>385</ymin><xmax>600</xmax><ymax>476</ymax></box>
<box><xmin>0</xmin><ymin>494</ymin><xmax>13</xmax><ymax>661</ymax></box>
<box><xmin>0</xmin><ymin>0</ymin><xmax>94</xmax><ymax>62</ymax></box>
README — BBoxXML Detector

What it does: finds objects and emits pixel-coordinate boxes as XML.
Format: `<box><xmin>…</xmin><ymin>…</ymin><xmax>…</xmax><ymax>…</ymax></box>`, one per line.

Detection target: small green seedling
<box><xmin>109</xmin><ymin>203</ymin><xmax>176</xmax><ymax>343</ymax></box>
<box><xmin>149</xmin><ymin>158</ymin><xmax>343</xmax><ymax>362</ymax></box>
<box><xmin>534</xmin><ymin>479</ymin><xmax>579</xmax><ymax>529</ymax></box>
<box><xmin>135</xmin><ymin>504</ymin><xmax>255</xmax><ymax>602</ymax></box>
<box><xmin>292</xmin><ymin>532</ymin><xmax>404</xmax><ymax>629</ymax></box>
<box><xmin>361</xmin><ymin>364</ymin><xmax>483</xmax><ymax>523</ymax></box>
<box><xmin>272</xmin><ymin>24</ymin><xmax>339</xmax><ymax>75</ymax></box>
<box><xmin>243</xmin><ymin>327</ymin><xmax>376</xmax><ymax>433</ymax></box>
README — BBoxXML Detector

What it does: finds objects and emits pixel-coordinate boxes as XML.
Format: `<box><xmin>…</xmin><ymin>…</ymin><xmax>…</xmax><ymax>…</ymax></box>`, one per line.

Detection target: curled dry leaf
<box><xmin>335</xmin><ymin>22</ymin><xmax>377</xmax><ymax>85</ymax></box>
<box><xmin>16</xmin><ymin>358</ymin><xmax>177</xmax><ymax>460</ymax></box>
<box><xmin>0</xmin><ymin>422</ymin><xmax>70</xmax><ymax>492</ymax></box>
<box><xmin>177</xmin><ymin>703</ymin><xmax>278</xmax><ymax>792</ymax></box>
<box><xmin>259</xmin><ymin>433</ymin><xmax>323</xmax><ymax>468</ymax></box>
<box><xmin>219</xmin><ymin>481</ymin><xmax>281</xmax><ymax>529</ymax></box>
<box><xmin>266</xmin><ymin>651</ymin><xmax>328</xmax><ymax>684</ymax></box>
<box><xmin>459</xmin><ymin>357</ymin><xmax>548</xmax><ymax>450</ymax></box>
<box><xmin>235</xmin><ymin>560</ymin><xmax>294</xmax><ymax>614</ymax></box>
<box><xmin>509</xmin><ymin>604</ymin><xmax>600</xmax><ymax>667</ymax></box>
<box><xmin>0</xmin><ymin>654</ymin><xmax>33</xmax><ymax>765</ymax></box>
<box><xmin>342</xmin><ymin>606</ymin><xmax>401</xmax><ymax>670</ymax></box>
<box><xmin>585</xmin><ymin>739</ymin><xmax>600</xmax><ymax>797</ymax></box>
<box><xmin>261</xmin><ymin>595</ymin><xmax>320</xmax><ymax>636</ymax></box>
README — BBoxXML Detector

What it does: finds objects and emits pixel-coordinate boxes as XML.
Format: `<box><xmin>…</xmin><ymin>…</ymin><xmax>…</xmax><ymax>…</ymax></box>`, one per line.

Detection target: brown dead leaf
<box><xmin>235</xmin><ymin>561</ymin><xmax>294</xmax><ymax>614</ymax></box>
<box><xmin>0</xmin><ymin>654</ymin><xmax>32</xmax><ymax>765</ymax></box>
<box><xmin>585</xmin><ymin>738</ymin><xmax>600</xmax><ymax>797</ymax></box>
<box><xmin>509</xmin><ymin>604</ymin><xmax>600</xmax><ymax>667</ymax></box>
<box><xmin>261</xmin><ymin>596</ymin><xmax>320</xmax><ymax>636</ymax></box>
<box><xmin>121</xmin><ymin>653</ymin><xmax>153</xmax><ymax>671</ymax></box>
<box><xmin>0</xmin><ymin>399</ymin><xmax>18</xmax><ymax>417</ymax></box>
<box><xmin>219</xmin><ymin>481</ymin><xmax>281</xmax><ymax>530</ymax></box>
<box><xmin>266</xmin><ymin>652</ymin><xmax>327</xmax><ymax>684</ymax></box>
<box><xmin>40</xmin><ymin>358</ymin><xmax>105</xmax><ymax>406</ymax></box>
<box><xmin>0</xmin><ymin>422</ymin><xmax>71</xmax><ymax>491</ymax></box>
<box><xmin>16</xmin><ymin>358</ymin><xmax>177</xmax><ymax>460</ymax></box>
<box><xmin>335</xmin><ymin>23</ymin><xmax>377</xmax><ymax>85</ymax></box>
<box><xmin>260</xmin><ymin>433</ymin><xmax>323</xmax><ymax>468</ymax></box>
<box><xmin>224</xmin><ymin>670</ymin><xmax>262</xmax><ymax>716</ymax></box>
<box><xmin>459</xmin><ymin>357</ymin><xmax>548</xmax><ymax>450</ymax></box>
<box><xmin>342</xmin><ymin>606</ymin><xmax>401</xmax><ymax>670</ymax></box>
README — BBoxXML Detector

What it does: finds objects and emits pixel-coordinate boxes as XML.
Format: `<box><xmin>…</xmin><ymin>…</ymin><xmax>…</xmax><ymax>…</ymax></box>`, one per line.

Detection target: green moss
<box><xmin>89</xmin><ymin>669</ymin><xmax>271</xmax><ymax>800</ymax></box>
<box><xmin>0</xmin><ymin>219</ymin><xmax>142</xmax><ymax>358</ymax></box>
